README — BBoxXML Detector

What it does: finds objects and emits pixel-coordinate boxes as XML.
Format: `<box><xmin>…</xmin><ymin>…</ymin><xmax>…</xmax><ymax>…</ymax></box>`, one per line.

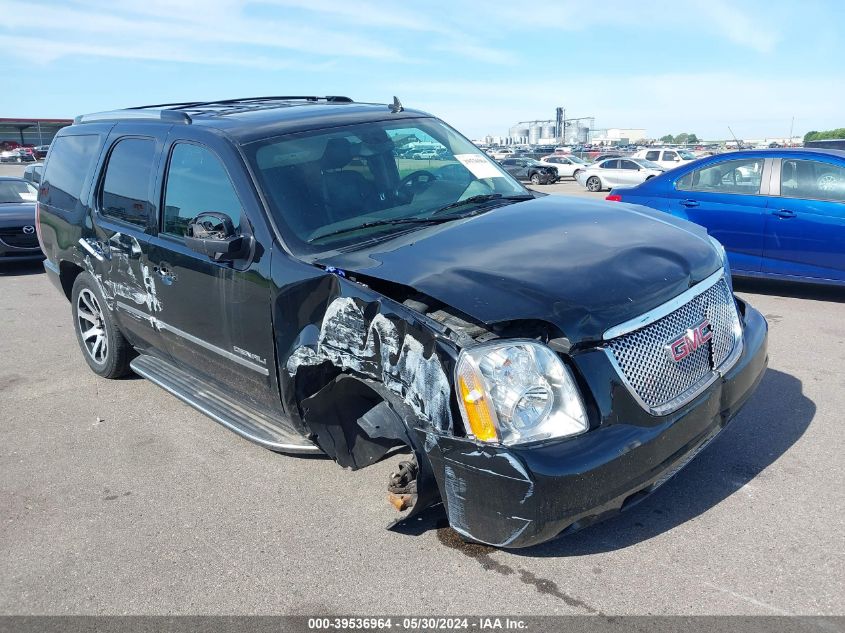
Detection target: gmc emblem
<box><xmin>666</xmin><ymin>319</ymin><xmax>713</xmax><ymax>362</ymax></box>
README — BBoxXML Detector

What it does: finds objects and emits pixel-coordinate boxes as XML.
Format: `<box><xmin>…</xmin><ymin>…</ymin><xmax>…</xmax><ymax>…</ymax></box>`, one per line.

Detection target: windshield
<box><xmin>245</xmin><ymin>117</ymin><xmax>528</xmax><ymax>254</ymax></box>
<box><xmin>0</xmin><ymin>180</ymin><xmax>36</xmax><ymax>204</ymax></box>
<box><xmin>678</xmin><ymin>150</ymin><xmax>697</xmax><ymax>160</ymax></box>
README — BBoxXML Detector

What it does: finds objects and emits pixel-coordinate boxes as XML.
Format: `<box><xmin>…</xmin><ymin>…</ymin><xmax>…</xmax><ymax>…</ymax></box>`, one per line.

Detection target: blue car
<box><xmin>606</xmin><ymin>149</ymin><xmax>845</xmax><ymax>286</ymax></box>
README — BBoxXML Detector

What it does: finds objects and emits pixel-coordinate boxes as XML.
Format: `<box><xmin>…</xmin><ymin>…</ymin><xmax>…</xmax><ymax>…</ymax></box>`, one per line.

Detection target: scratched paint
<box><xmin>287</xmin><ymin>297</ymin><xmax>452</xmax><ymax>431</ymax></box>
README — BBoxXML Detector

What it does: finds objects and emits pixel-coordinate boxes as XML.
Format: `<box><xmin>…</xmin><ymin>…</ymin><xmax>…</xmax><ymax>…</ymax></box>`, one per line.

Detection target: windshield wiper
<box><xmin>430</xmin><ymin>193</ymin><xmax>534</xmax><ymax>216</ymax></box>
<box><xmin>308</xmin><ymin>217</ymin><xmax>451</xmax><ymax>243</ymax></box>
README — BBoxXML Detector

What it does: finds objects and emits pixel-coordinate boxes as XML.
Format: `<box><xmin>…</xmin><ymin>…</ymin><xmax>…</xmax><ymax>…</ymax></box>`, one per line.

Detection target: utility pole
<box><xmin>788</xmin><ymin>116</ymin><xmax>794</xmax><ymax>146</ymax></box>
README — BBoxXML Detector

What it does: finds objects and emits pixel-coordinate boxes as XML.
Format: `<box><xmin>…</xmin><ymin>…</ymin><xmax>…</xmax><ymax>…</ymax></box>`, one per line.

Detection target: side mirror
<box><xmin>673</xmin><ymin>157</ymin><xmax>680</xmax><ymax>162</ymax></box>
<box><xmin>185</xmin><ymin>211</ymin><xmax>251</xmax><ymax>262</ymax></box>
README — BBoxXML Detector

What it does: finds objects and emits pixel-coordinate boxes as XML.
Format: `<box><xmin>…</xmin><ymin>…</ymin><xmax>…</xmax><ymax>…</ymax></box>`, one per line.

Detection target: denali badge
<box><xmin>666</xmin><ymin>319</ymin><xmax>713</xmax><ymax>362</ymax></box>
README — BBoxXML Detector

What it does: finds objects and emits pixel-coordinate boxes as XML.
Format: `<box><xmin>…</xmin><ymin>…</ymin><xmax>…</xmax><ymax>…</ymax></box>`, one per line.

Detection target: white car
<box><xmin>490</xmin><ymin>148</ymin><xmax>516</xmax><ymax>160</ymax></box>
<box><xmin>538</xmin><ymin>154</ymin><xmax>590</xmax><ymax>179</ymax></box>
<box><xmin>575</xmin><ymin>157</ymin><xmax>664</xmax><ymax>192</ymax></box>
<box><xmin>632</xmin><ymin>148</ymin><xmax>698</xmax><ymax>170</ymax></box>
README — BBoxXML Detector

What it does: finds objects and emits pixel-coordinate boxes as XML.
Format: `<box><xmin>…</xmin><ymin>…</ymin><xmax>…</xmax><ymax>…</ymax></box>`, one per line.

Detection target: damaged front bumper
<box><xmin>423</xmin><ymin>303</ymin><xmax>769</xmax><ymax>549</ymax></box>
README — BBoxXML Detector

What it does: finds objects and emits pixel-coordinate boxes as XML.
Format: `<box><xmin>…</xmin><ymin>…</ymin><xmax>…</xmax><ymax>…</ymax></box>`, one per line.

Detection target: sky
<box><xmin>1</xmin><ymin>0</ymin><xmax>843</xmax><ymax>141</ymax></box>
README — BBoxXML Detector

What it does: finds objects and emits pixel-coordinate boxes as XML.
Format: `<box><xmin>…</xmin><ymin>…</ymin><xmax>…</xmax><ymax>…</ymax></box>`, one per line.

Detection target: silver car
<box><xmin>575</xmin><ymin>157</ymin><xmax>664</xmax><ymax>192</ymax></box>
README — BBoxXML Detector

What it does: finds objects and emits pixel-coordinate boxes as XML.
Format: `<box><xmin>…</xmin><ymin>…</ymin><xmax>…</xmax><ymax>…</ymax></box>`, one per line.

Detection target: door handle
<box><xmin>772</xmin><ymin>208</ymin><xmax>796</xmax><ymax>219</ymax></box>
<box><xmin>680</xmin><ymin>199</ymin><xmax>699</xmax><ymax>207</ymax></box>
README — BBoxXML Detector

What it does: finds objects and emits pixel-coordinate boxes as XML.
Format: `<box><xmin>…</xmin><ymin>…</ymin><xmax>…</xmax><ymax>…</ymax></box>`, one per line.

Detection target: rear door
<box><xmin>668</xmin><ymin>156</ymin><xmax>770</xmax><ymax>274</ymax></box>
<box><xmin>763</xmin><ymin>157</ymin><xmax>845</xmax><ymax>282</ymax></box>
<box><xmin>92</xmin><ymin>124</ymin><xmax>170</xmax><ymax>355</ymax></box>
<box><xmin>147</xmin><ymin>130</ymin><xmax>280</xmax><ymax>410</ymax></box>
<box><xmin>599</xmin><ymin>160</ymin><xmax>621</xmax><ymax>187</ymax></box>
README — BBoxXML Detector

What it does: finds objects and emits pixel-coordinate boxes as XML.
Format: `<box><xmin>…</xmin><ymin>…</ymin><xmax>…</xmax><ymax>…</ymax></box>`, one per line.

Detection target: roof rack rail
<box><xmin>74</xmin><ymin>109</ymin><xmax>192</xmax><ymax>125</ymax></box>
<box><xmin>129</xmin><ymin>96</ymin><xmax>353</xmax><ymax>110</ymax></box>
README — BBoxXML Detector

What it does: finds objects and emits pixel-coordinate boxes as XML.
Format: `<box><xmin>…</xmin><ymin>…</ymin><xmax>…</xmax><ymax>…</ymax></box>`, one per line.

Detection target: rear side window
<box><xmin>780</xmin><ymin>159</ymin><xmax>845</xmax><ymax>202</ymax></box>
<box><xmin>41</xmin><ymin>134</ymin><xmax>99</xmax><ymax>211</ymax></box>
<box><xmin>645</xmin><ymin>151</ymin><xmax>660</xmax><ymax>161</ymax></box>
<box><xmin>100</xmin><ymin>138</ymin><xmax>156</xmax><ymax>227</ymax></box>
<box><xmin>163</xmin><ymin>143</ymin><xmax>243</xmax><ymax>237</ymax></box>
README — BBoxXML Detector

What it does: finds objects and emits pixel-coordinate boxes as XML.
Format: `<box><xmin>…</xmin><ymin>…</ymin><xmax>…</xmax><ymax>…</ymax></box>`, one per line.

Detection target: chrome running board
<box><xmin>130</xmin><ymin>354</ymin><xmax>321</xmax><ymax>454</ymax></box>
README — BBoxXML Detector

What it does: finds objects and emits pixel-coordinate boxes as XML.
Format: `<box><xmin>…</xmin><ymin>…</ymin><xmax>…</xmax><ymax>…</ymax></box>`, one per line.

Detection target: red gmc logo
<box><xmin>667</xmin><ymin>319</ymin><xmax>713</xmax><ymax>362</ymax></box>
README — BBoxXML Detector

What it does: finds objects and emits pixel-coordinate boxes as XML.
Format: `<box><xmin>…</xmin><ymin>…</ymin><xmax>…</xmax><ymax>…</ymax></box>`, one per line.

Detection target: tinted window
<box><xmin>645</xmin><ymin>151</ymin><xmax>660</xmax><ymax>161</ymax></box>
<box><xmin>620</xmin><ymin>160</ymin><xmax>639</xmax><ymax>170</ymax></box>
<box><xmin>662</xmin><ymin>151</ymin><xmax>678</xmax><ymax>161</ymax></box>
<box><xmin>100</xmin><ymin>138</ymin><xmax>155</xmax><ymax>227</ymax></box>
<box><xmin>42</xmin><ymin>134</ymin><xmax>99</xmax><ymax>211</ymax></box>
<box><xmin>600</xmin><ymin>160</ymin><xmax>619</xmax><ymax>169</ymax></box>
<box><xmin>676</xmin><ymin>158</ymin><xmax>764</xmax><ymax>194</ymax></box>
<box><xmin>163</xmin><ymin>144</ymin><xmax>243</xmax><ymax>237</ymax></box>
<box><xmin>781</xmin><ymin>159</ymin><xmax>845</xmax><ymax>202</ymax></box>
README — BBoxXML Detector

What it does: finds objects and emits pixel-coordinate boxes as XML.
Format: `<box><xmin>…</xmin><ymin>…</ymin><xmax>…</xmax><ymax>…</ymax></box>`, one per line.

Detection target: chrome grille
<box><xmin>606</xmin><ymin>278</ymin><xmax>741</xmax><ymax>414</ymax></box>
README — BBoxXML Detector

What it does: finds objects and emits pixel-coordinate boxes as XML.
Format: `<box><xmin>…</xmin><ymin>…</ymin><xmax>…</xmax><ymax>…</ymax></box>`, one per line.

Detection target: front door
<box><xmin>148</xmin><ymin>135</ymin><xmax>280</xmax><ymax>410</ymax></box>
<box><xmin>669</xmin><ymin>156</ymin><xmax>769</xmax><ymax>274</ymax></box>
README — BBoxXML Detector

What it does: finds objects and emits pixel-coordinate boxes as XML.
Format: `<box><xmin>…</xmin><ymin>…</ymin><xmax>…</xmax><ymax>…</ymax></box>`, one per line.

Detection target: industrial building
<box><xmin>501</xmin><ymin>110</ymin><xmax>645</xmax><ymax>147</ymax></box>
<box><xmin>0</xmin><ymin>118</ymin><xmax>72</xmax><ymax>150</ymax></box>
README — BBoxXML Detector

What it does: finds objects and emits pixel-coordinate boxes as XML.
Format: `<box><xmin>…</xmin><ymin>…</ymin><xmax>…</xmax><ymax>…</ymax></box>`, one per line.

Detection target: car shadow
<box><xmin>734</xmin><ymin>277</ymin><xmax>845</xmax><ymax>303</ymax></box>
<box><xmin>0</xmin><ymin>260</ymin><xmax>45</xmax><ymax>277</ymax></box>
<box><xmin>400</xmin><ymin>368</ymin><xmax>814</xmax><ymax>555</ymax></box>
<box><xmin>514</xmin><ymin>368</ymin><xmax>813</xmax><ymax>556</ymax></box>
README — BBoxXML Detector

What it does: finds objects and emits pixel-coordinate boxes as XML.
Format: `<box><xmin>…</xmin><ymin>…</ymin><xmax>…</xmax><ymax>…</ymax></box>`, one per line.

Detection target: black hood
<box><xmin>0</xmin><ymin>203</ymin><xmax>36</xmax><ymax>228</ymax></box>
<box><xmin>322</xmin><ymin>196</ymin><xmax>722</xmax><ymax>343</ymax></box>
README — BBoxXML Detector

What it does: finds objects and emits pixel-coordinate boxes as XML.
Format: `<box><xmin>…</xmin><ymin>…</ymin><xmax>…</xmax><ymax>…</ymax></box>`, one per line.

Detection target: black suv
<box><xmin>37</xmin><ymin>96</ymin><xmax>768</xmax><ymax>548</ymax></box>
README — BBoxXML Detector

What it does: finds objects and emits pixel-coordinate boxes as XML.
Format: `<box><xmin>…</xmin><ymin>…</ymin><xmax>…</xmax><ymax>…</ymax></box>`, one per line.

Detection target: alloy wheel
<box><xmin>77</xmin><ymin>288</ymin><xmax>109</xmax><ymax>364</ymax></box>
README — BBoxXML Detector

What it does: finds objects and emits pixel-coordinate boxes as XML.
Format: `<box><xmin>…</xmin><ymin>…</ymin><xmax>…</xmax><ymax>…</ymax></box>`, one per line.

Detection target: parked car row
<box><xmin>0</xmin><ymin>148</ymin><xmax>38</xmax><ymax>163</ymax></box>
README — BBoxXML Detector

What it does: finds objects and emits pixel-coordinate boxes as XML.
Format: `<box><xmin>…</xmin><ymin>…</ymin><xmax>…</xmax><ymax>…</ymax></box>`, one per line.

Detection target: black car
<box><xmin>37</xmin><ymin>96</ymin><xmax>768</xmax><ymax>548</ymax></box>
<box><xmin>591</xmin><ymin>152</ymin><xmax>623</xmax><ymax>163</ymax></box>
<box><xmin>0</xmin><ymin>177</ymin><xmax>43</xmax><ymax>262</ymax></box>
<box><xmin>498</xmin><ymin>157</ymin><xmax>558</xmax><ymax>184</ymax></box>
<box><xmin>34</xmin><ymin>145</ymin><xmax>50</xmax><ymax>159</ymax></box>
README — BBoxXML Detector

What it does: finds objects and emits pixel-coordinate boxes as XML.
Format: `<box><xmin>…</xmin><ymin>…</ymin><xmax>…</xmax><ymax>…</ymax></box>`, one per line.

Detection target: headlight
<box><xmin>708</xmin><ymin>235</ymin><xmax>733</xmax><ymax>291</ymax></box>
<box><xmin>455</xmin><ymin>341</ymin><xmax>588</xmax><ymax>446</ymax></box>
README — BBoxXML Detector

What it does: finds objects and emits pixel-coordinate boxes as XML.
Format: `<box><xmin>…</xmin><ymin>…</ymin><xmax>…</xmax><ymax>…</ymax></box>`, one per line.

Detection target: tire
<box><xmin>71</xmin><ymin>272</ymin><xmax>134</xmax><ymax>378</ymax></box>
<box><xmin>586</xmin><ymin>176</ymin><xmax>602</xmax><ymax>192</ymax></box>
<box><xmin>530</xmin><ymin>172</ymin><xmax>542</xmax><ymax>185</ymax></box>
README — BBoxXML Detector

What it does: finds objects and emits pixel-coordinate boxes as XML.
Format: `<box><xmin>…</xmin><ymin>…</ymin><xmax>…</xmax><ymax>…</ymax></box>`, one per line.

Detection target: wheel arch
<box><xmin>58</xmin><ymin>260</ymin><xmax>84</xmax><ymax>301</ymax></box>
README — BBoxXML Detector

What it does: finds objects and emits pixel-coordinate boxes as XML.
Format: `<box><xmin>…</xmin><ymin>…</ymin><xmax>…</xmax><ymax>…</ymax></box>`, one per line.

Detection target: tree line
<box><xmin>803</xmin><ymin>129</ymin><xmax>845</xmax><ymax>142</ymax></box>
<box><xmin>659</xmin><ymin>133</ymin><xmax>700</xmax><ymax>144</ymax></box>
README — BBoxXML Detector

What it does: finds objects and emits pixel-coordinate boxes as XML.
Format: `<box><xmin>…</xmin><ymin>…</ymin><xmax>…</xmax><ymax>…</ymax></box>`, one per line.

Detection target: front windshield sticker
<box><xmin>454</xmin><ymin>154</ymin><xmax>503</xmax><ymax>179</ymax></box>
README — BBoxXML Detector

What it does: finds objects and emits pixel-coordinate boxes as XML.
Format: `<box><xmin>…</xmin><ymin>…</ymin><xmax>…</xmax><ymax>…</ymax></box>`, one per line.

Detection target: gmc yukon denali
<box><xmin>37</xmin><ymin>96</ymin><xmax>768</xmax><ymax>548</ymax></box>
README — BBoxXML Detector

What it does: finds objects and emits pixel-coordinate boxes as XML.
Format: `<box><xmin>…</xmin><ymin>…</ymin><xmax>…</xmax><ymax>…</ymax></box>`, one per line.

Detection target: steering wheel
<box><xmin>398</xmin><ymin>170</ymin><xmax>436</xmax><ymax>195</ymax></box>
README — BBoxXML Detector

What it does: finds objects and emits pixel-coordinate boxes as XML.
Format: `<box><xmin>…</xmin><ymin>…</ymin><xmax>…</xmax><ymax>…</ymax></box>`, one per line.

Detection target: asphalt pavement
<box><xmin>0</xmin><ymin>166</ymin><xmax>843</xmax><ymax>616</ymax></box>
